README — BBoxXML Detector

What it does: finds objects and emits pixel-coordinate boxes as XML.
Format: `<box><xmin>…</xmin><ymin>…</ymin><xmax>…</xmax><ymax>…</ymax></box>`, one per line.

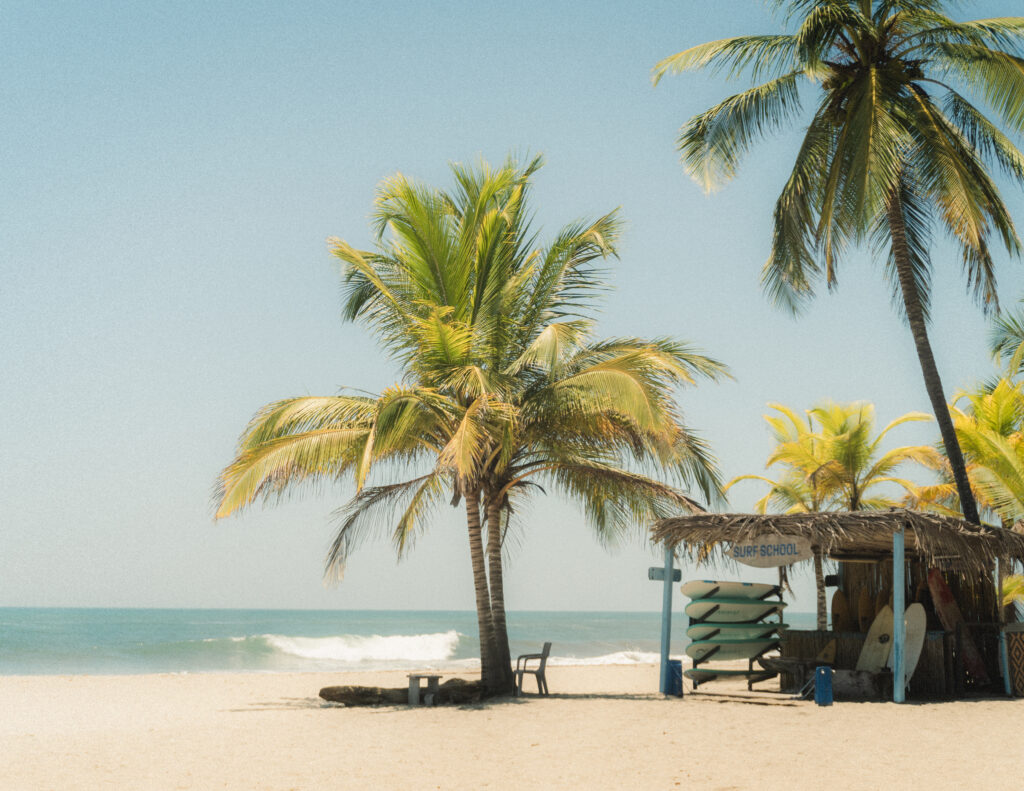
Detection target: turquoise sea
<box><xmin>0</xmin><ymin>608</ymin><xmax>817</xmax><ymax>675</ymax></box>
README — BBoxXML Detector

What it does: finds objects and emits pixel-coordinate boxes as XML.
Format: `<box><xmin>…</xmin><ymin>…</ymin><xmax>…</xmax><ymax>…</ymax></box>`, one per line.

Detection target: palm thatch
<box><xmin>652</xmin><ymin>508</ymin><xmax>1024</xmax><ymax>576</ymax></box>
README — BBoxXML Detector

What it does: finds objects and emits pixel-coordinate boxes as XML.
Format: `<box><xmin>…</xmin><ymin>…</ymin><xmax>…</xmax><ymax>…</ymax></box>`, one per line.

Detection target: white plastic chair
<box><xmin>514</xmin><ymin>642</ymin><xmax>551</xmax><ymax>696</ymax></box>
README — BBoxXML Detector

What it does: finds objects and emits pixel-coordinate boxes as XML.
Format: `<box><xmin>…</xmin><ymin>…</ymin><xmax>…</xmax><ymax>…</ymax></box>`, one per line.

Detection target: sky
<box><xmin>3</xmin><ymin>0</ymin><xmax>1024</xmax><ymax>614</ymax></box>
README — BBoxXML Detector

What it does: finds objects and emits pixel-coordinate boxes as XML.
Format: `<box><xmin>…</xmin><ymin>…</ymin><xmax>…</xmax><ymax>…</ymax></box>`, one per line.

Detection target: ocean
<box><xmin>0</xmin><ymin>608</ymin><xmax>816</xmax><ymax>675</ymax></box>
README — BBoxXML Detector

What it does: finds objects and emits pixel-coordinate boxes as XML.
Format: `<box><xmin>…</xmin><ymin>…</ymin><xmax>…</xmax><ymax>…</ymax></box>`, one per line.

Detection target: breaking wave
<box><xmin>548</xmin><ymin>650</ymin><xmax>662</xmax><ymax>666</ymax></box>
<box><xmin>260</xmin><ymin>630</ymin><xmax>461</xmax><ymax>663</ymax></box>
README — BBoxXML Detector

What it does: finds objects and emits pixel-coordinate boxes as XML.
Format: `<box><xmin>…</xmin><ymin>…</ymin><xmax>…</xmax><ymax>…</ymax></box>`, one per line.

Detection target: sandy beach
<box><xmin>1</xmin><ymin>664</ymin><xmax>1020</xmax><ymax>791</ymax></box>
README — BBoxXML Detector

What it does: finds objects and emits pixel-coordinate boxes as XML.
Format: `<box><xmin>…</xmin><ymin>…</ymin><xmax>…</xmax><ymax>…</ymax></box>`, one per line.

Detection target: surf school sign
<box><xmin>729</xmin><ymin>536</ymin><xmax>813</xmax><ymax>568</ymax></box>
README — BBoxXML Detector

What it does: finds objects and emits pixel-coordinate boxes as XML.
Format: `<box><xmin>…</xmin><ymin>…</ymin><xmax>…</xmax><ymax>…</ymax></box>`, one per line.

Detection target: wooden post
<box><xmin>659</xmin><ymin>545</ymin><xmax>676</xmax><ymax>695</ymax></box>
<box><xmin>892</xmin><ymin>527</ymin><xmax>906</xmax><ymax>703</ymax></box>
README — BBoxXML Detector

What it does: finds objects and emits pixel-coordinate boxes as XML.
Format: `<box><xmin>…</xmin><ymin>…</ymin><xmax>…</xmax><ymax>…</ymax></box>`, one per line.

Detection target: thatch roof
<box><xmin>651</xmin><ymin>508</ymin><xmax>1024</xmax><ymax>575</ymax></box>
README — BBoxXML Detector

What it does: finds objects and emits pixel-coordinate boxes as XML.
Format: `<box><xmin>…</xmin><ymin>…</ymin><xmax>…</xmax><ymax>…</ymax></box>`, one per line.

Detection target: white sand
<box><xmin>1</xmin><ymin>665</ymin><xmax>1020</xmax><ymax>790</ymax></box>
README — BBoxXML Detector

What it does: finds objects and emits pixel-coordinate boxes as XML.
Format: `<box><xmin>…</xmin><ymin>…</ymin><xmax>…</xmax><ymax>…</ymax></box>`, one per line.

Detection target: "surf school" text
<box><xmin>732</xmin><ymin>542</ymin><xmax>803</xmax><ymax>560</ymax></box>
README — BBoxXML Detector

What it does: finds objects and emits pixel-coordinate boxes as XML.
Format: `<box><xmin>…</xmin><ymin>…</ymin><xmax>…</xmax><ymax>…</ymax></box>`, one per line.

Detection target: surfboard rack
<box><xmin>689</xmin><ymin>641</ymin><xmax>780</xmax><ymax>689</ymax></box>
<box><xmin>681</xmin><ymin>579</ymin><xmax>788</xmax><ymax>691</ymax></box>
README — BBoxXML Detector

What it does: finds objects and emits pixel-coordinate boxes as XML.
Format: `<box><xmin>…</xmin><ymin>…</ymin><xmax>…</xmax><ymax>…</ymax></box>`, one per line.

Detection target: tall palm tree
<box><xmin>654</xmin><ymin>0</ymin><xmax>1024</xmax><ymax>526</ymax></box>
<box><xmin>215</xmin><ymin>157</ymin><xmax>727</xmax><ymax>694</ymax></box>
<box><xmin>727</xmin><ymin>400</ymin><xmax>938</xmax><ymax>625</ymax></box>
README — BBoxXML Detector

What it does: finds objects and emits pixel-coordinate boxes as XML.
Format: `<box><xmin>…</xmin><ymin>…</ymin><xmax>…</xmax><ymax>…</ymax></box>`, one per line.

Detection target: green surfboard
<box><xmin>684</xmin><ymin>597</ymin><xmax>787</xmax><ymax>623</ymax></box>
<box><xmin>685</xmin><ymin>638</ymin><xmax>779</xmax><ymax>662</ymax></box>
<box><xmin>686</xmin><ymin>622</ymin><xmax>786</xmax><ymax>641</ymax></box>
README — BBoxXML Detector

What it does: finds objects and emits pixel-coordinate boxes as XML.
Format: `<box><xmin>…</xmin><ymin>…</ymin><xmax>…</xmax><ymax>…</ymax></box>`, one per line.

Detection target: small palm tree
<box><xmin>729</xmin><ymin>401</ymin><xmax>936</xmax><ymax>510</ymax></box>
<box><xmin>215</xmin><ymin>157</ymin><xmax>727</xmax><ymax>694</ymax></box>
<box><xmin>655</xmin><ymin>0</ymin><xmax>1024</xmax><ymax>526</ymax></box>
<box><xmin>728</xmin><ymin>400</ymin><xmax>938</xmax><ymax>626</ymax></box>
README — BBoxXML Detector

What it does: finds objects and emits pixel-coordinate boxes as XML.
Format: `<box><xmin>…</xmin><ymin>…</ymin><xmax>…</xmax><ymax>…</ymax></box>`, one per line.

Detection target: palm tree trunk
<box><xmin>485</xmin><ymin>494</ymin><xmax>514</xmax><ymax>694</ymax></box>
<box><xmin>886</xmin><ymin>191</ymin><xmax>980</xmax><ymax>524</ymax></box>
<box><xmin>813</xmin><ymin>547</ymin><xmax>827</xmax><ymax>630</ymax></box>
<box><xmin>465</xmin><ymin>490</ymin><xmax>497</xmax><ymax>691</ymax></box>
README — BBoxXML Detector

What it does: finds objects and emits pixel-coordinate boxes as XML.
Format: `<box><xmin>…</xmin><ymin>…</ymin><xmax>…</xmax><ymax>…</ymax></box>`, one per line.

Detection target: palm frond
<box><xmin>324</xmin><ymin>473</ymin><xmax>447</xmax><ymax>580</ymax></box>
<box><xmin>678</xmin><ymin>71</ymin><xmax>805</xmax><ymax>191</ymax></box>
<box><xmin>763</xmin><ymin>106</ymin><xmax>833</xmax><ymax>313</ymax></box>
<box><xmin>932</xmin><ymin>42</ymin><xmax>1024</xmax><ymax>133</ymax></box>
<box><xmin>548</xmin><ymin>462</ymin><xmax>704</xmax><ymax>547</ymax></box>
<box><xmin>215</xmin><ymin>426</ymin><xmax>372</xmax><ymax>519</ymax></box>
<box><xmin>652</xmin><ymin>35</ymin><xmax>799</xmax><ymax>85</ymax></box>
<box><xmin>990</xmin><ymin>303</ymin><xmax>1024</xmax><ymax>374</ymax></box>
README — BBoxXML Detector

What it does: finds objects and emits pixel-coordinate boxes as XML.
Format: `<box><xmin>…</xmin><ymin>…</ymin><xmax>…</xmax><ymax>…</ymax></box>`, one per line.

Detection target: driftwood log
<box><xmin>319</xmin><ymin>677</ymin><xmax>484</xmax><ymax>706</ymax></box>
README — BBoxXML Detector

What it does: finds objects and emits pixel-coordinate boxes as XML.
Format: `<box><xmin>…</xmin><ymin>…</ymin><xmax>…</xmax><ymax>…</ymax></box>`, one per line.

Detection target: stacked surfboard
<box><xmin>681</xmin><ymin>580</ymin><xmax>787</xmax><ymax>689</ymax></box>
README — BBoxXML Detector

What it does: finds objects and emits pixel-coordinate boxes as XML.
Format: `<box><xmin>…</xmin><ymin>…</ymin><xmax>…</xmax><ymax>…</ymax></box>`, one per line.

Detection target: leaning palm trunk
<box><xmin>887</xmin><ymin>190</ymin><xmax>980</xmax><ymax>525</ymax></box>
<box><xmin>485</xmin><ymin>494</ymin><xmax>513</xmax><ymax>693</ymax></box>
<box><xmin>812</xmin><ymin>546</ymin><xmax>826</xmax><ymax>631</ymax></box>
<box><xmin>465</xmin><ymin>491</ymin><xmax>498</xmax><ymax>690</ymax></box>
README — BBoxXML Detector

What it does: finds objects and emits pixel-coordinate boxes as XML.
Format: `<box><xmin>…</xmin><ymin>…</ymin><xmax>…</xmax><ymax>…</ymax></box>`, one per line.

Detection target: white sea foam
<box><xmin>260</xmin><ymin>630</ymin><xmax>461</xmax><ymax>663</ymax></box>
<box><xmin>547</xmin><ymin>650</ymin><xmax>661</xmax><ymax>666</ymax></box>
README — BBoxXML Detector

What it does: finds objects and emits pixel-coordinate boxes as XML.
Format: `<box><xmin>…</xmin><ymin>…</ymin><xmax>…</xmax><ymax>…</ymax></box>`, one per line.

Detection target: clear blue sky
<box><xmin>3</xmin><ymin>1</ymin><xmax>1023</xmax><ymax>612</ymax></box>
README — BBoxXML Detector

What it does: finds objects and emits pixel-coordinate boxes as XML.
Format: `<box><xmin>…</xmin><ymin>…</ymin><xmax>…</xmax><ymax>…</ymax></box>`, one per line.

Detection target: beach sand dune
<box><xmin>1</xmin><ymin>665</ymin><xmax>1020</xmax><ymax>790</ymax></box>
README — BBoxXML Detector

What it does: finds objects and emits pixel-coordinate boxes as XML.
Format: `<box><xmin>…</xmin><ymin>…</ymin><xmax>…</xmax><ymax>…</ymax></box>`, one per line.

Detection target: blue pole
<box><xmin>997</xmin><ymin>558</ymin><xmax>1012</xmax><ymax>696</ymax></box>
<box><xmin>892</xmin><ymin>527</ymin><xmax>906</xmax><ymax>703</ymax></box>
<box><xmin>659</xmin><ymin>545</ymin><xmax>675</xmax><ymax>695</ymax></box>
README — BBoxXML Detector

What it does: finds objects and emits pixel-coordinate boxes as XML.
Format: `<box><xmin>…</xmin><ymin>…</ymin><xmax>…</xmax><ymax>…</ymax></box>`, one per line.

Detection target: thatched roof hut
<box><xmin>654</xmin><ymin>509</ymin><xmax>1024</xmax><ymax>698</ymax></box>
<box><xmin>651</xmin><ymin>508</ymin><xmax>1024</xmax><ymax>576</ymax></box>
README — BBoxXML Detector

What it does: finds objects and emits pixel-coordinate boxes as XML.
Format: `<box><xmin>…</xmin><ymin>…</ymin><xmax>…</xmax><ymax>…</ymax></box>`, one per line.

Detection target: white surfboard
<box><xmin>885</xmin><ymin>602</ymin><xmax>927</xmax><ymax>682</ymax></box>
<box><xmin>684</xmin><ymin>597</ymin><xmax>787</xmax><ymax>623</ymax></box>
<box><xmin>681</xmin><ymin>579</ymin><xmax>780</xmax><ymax>601</ymax></box>
<box><xmin>855</xmin><ymin>605</ymin><xmax>894</xmax><ymax>672</ymax></box>
<box><xmin>686</xmin><ymin>623</ymin><xmax>785</xmax><ymax>641</ymax></box>
<box><xmin>685</xmin><ymin>638</ymin><xmax>779</xmax><ymax>662</ymax></box>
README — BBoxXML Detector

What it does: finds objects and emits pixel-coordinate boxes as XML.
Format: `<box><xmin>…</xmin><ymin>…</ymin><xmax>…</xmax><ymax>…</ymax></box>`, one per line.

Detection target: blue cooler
<box><xmin>814</xmin><ymin>666</ymin><xmax>833</xmax><ymax>706</ymax></box>
<box><xmin>667</xmin><ymin>659</ymin><xmax>683</xmax><ymax>696</ymax></box>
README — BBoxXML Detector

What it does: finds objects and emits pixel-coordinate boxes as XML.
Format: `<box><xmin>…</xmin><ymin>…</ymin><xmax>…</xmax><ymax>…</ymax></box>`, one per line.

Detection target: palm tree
<box><xmin>654</xmin><ymin>0</ymin><xmax>1024</xmax><ymax>526</ymax></box>
<box><xmin>729</xmin><ymin>401</ymin><xmax>937</xmax><ymax>510</ymax></box>
<box><xmin>215</xmin><ymin>156</ymin><xmax>727</xmax><ymax>694</ymax></box>
<box><xmin>906</xmin><ymin>378</ymin><xmax>1024</xmax><ymax>523</ymax></box>
<box><xmin>727</xmin><ymin>400</ymin><xmax>938</xmax><ymax>626</ymax></box>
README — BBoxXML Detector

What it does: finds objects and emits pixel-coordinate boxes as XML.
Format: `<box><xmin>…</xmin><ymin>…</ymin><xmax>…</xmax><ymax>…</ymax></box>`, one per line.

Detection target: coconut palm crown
<box><xmin>214</xmin><ymin>156</ymin><xmax>727</xmax><ymax>694</ymax></box>
<box><xmin>655</xmin><ymin>0</ymin><xmax>1024</xmax><ymax>525</ymax></box>
<box><xmin>727</xmin><ymin>400</ymin><xmax>937</xmax><ymax>512</ymax></box>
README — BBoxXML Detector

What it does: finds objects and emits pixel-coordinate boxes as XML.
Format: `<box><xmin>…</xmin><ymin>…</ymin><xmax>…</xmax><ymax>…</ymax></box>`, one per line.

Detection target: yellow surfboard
<box><xmin>856</xmin><ymin>605</ymin><xmax>894</xmax><ymax>672</ymax></box>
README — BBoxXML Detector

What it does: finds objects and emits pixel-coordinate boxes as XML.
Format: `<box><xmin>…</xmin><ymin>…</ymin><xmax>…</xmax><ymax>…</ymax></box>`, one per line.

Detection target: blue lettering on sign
<box><xmin>733</xmin><ymin>540</ymin><xmax>806</xmax><ymax>562</ymax></box>
<box><xmin>750</xmin><ymin>542</ymin><xmax>798</xmax><ymax>557</ymax></box>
